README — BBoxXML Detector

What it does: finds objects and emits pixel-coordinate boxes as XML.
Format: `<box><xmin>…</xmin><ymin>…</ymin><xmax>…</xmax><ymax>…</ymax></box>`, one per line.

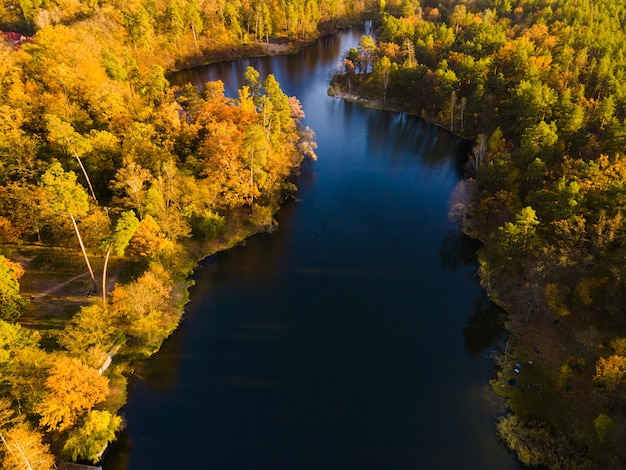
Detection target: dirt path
<box><xmin>37</xmin><ymin>271</ymin><xmax>92</xmax><ymax>297</ymax></box>
<box><xmin>15</xmin><ymin>246</ymin><xmax>126</xmax><ymax>323</ymax></box>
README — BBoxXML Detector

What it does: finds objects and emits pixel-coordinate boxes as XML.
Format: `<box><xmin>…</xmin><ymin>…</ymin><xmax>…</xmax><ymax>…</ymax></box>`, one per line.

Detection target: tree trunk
<box><xmin>102</xmin><ymin>245</ymin><xmax>112</xmax><ymax>308</ymax></box>
<box><xmin>69</xmin><ymin>212</ymin><xmax>98</xmax><ymax>292</ymax></box>
<box><xmin>190</xmin><ymin>23</ymin><xmax>199</xmax><ymax>50</ymax></box>
<box><xmin>450</xmin><ymin>90</ymin><xmax>456</xmax><ymax>131</ymax></box>
<box><xmin>70</xmin><ymin>147</ymin><xmax>98</xmax><ymax>204</ymax></box>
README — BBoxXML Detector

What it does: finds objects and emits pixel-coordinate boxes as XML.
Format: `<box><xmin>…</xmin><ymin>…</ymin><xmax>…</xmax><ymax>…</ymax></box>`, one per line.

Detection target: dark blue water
<box><xmin>103</xmin><ymin>24</ymin><xmax>521</xmax><ymax>470</ymax></box>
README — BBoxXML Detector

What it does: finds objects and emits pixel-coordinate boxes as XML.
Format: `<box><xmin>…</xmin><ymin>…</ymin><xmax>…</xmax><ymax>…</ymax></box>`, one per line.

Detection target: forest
<box><xmin>2</xmin><ymin>0</ymin><xmax>626</xmax><ymax>467</ymax></box>
<box><xmin>0</xmin><ymin>0</ymin><xmax>383</xmax><ymax>467</ymax></box>
<box><xmin>330</xmin><ymin>0</ymin><xmax>626</xmax><ymax>467</ymax></box>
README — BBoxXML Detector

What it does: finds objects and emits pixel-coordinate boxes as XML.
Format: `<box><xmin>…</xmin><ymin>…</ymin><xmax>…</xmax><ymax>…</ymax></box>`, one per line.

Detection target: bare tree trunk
<box><xmin>450</xmin><ymin>90</ymin><xmax>456</xmax><ymax>131</ymax></box>
<box><xmin>102</xmin><ymin>245</ymin><xmax>112</xmax><ymax>308</ymax></box>
<box><xmin>460</xmin><ymin>96</ymin><xmax>467</xmax><ymax>131</ymax></box>
<box><xmin>66</xmin><ymin>140</ymin><xmax>98</xmax><ymax>204</ymax></box>
<box><xmin>69</xmin><ymin>212</ymin><xmax>98</xmax><ymax>292</ymax></box>
<box><xmin>0</xmin><ymin>431</ymin><xmax>33</xmax><ymax>470</ymax></box>
<box><xmin>190</xmin><ymin>23</ymin><xmax>199</xmax><ymax>50</ymax></box>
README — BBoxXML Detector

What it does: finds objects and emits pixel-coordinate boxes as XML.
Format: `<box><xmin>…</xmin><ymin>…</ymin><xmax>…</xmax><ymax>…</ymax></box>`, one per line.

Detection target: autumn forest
<box><xmin>331</xmin><ymin>0</ymin><xmax>626</xmax><ymax>467</ymax></box>
<box><xmin>1</xmin><ymin>0</ymin><xmax>626</xmax><ymax>467</ymax></box>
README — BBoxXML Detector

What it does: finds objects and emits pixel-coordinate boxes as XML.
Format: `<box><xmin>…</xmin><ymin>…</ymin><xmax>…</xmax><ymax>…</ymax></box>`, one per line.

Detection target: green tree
<box><xmin>123</xmin><ymin>5</ymin><xmax>154</xmax><ymax>51</ymax></box>
<box><xmin>62</xmin><ymin>410</ymin><xmax>122</xmax><ymax>463</ymax></box>
<box><xmin>500</xmin><ymin>206</ymin><xmax>541</xmax><ymax>254</ymax></box>
<box><xmin>0</xmin><ymin>257</ymin><xmax>27</xmax><ymax>322</ymax></box>
<box><xmin>40</xmin><ymin>163</ymin><xmax>98</xmax><ymax>292</ymax></box>
<box><xmin>58</xmin><ymin>304</ymin><xmax>120</xmax><ymax>369</ymax></box>
<box><xmin>186</xmin><ymin>0</ymin><xmax>203</xmax><ymax>49</ymax></box>
<box><xmin>372</xmin><ymin>56</ymin><xmax>396</xmax><ymax>105</ymax></box>
<box><xmin>243</xmin><ymin>66</ymin><xmax>263</xmax><ymax>109</ymax></box>
<box><xmin>357</xmin><ymin>35</ymin><xmax>377</xmax><ymax>73</ymax></box>
<box><xmin>0</xmin><ymin>321</ymin><xmax>50</xmax><ymax>416</ymax></box>
<box><xmin>100</xmin><ymin>211</ymin><xmax>140</xmax><ymax>306</ymax></box>
<box><xmin>164</xmin><ymin>0</ymin><xmax>185</xmax><ymax>47</ymax></box>
<box><xmin>44</xmin><ymin>114</ymin><xmax>98</xmax><ymax>203</ymax></box>
<box><xmin>110</xmin><ymin>264</ymin><xmax>177</xmax><ymax>352</ymax></box>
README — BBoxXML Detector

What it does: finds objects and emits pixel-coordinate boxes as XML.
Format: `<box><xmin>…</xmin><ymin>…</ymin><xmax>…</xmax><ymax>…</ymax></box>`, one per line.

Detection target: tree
<box><xmin>111</xmin><ymin>161</ymin><xmax>152</xmax><ymax>219</ymax></box>
<box><xmin>469</xmin><ymin>133</ymin><xmax>488</xmax><ymax>174</ymax></box>
<box><xmin>594</xmin><ymin>355</ymin><xmax>626</xmax><ymax>389</ymax></box>
<box><xmin>0</xmin><ymin>321</ymin><xmax>50</xmax><ymax>416</ymax></box>
<box><xmin>126</xmin><ymin>214</ymin><xmax>171</xmax><ymax>259</ymax></box>
<box><xmin>0</xmin><ymin>257</ymin><xmax>28</xmax><ymax>322</ymax></box>
<box><xmin>165</xmin><ymin>0</ymin><xmax>185</xmax><ymax>48</ymax></box>
<box><xmin>520</xmin><ymin>120</ymin><xmax>559</xmax><ymax>162</ymax></box>
<box><xmin>289</xmin><ymin>96</ymin><xmax>318</xmax><ymax>161</ymax></box>
<box><xmin>40</xmin><ymin>163</ymin><xmax>98</xmax><ymax>292</ymax></box>
<box><xmin>243</xmin><ymin>66</ymin><xmax>263</xmax><ymax>109</ymax></box>
<box><xmin>100</xmin><ymin>211</ymin><xmax>140</xmax><ymax>306</ymax></box>
<box><xmin>0</xmin><ymin>423</ymin><xmax>55</xmax><ymax>470</ymax></box>
<box><xmin>357</xmin><ymin>35</ymin><xmax>377</xmax><ymax>73</ymax></box>
<box><xmin>110</xmin><ymin>264</ymin><xmax>177</xmax><ymax>351</ymax></box>
<box><xmin>44</xmin><ymin>114</ymin><xmax>98</xmax><ymax>203</ymax></box>
<box><xmin>372</xmin><ymin>56</ymin><xmax>395</xmax><ymax>105</ymax></box>
<box><xmin>58</xmin><ymin>305</ymin><xmax>120</xmax><ymax>369</ymax></box>
<box><xmin>500</xmin><ymin>206</ymin><xmax>541</xmax><ymax>254</ymax></box>
<box><xmin>123</xmin><ymin>5</ymin><xmax>154</xmax><ymax>51</ymax></box>
<box><xmin>448</xmin><ymin>178</ymin><xmax>478</xmax><ymax>233</ymax></box>
<box><xmin>35</xmin><ymin>356</ymin><xmax>109</xmax><ymax>432</ymax></box>
<box><xmin>186</xmin><ymin>0</ymin><xmax>203</xmax><ymax>49</ymax></box>
<box><xmin>62</xmin><ymin>410</ymin><xmax>122</xmax><ymax>463</ymax></box>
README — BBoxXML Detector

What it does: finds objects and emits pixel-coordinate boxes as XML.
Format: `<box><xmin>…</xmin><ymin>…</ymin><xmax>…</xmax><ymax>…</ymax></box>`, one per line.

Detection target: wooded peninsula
<box><xmin>1</xmin><ymin>0</ymin><xmax>625</xmax><ymax>468</ymax></box>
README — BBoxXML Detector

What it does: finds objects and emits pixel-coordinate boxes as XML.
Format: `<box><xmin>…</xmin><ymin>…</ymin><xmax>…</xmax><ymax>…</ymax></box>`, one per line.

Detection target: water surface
<box><xmin>103</xmin><ymin>24</ymin><xmax>521</xmax><ymax>470</ymax></box>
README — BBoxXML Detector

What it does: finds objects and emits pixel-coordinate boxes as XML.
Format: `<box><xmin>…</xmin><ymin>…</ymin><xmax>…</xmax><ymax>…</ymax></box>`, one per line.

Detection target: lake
<box><xmin>102</xmin><ymin>23</ymin><xmax>522</xmax><ymax>470</ymax></box>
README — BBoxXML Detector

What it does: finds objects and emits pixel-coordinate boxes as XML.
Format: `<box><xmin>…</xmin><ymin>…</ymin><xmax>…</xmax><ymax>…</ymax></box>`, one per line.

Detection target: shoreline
<box><xmin>324</xmin><ymin>86</ymin><xmax>607</xmax><ymax>467</ymax></box>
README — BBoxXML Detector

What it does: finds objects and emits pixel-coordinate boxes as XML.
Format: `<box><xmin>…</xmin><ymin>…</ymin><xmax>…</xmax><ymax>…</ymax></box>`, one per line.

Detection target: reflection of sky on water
<box><xmin>107</xmin><ymin>22</ymin><xmax>521</xmax><ymax>470</ymax></box>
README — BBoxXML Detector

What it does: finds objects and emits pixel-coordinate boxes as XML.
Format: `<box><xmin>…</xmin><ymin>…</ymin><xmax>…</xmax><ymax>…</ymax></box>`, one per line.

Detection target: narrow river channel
<box><xmin>103</xmin><ymin>23</ymin><xmax>522</xmax><ymax>470</ymax></box>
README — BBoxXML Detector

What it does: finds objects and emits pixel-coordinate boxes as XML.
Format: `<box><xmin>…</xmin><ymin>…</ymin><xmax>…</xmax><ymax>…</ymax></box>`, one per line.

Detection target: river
<box><xmin>102</xmin><ymin>23</ymin><xmax>522</xmax><ymax>470</ymax></box>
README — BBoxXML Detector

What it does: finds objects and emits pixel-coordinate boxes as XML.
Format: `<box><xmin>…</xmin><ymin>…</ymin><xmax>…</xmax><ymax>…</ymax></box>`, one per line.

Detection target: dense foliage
<box><xmin>0</xmin><ymin>0</ymin><xmax>381</xmax><ymax>466</ymax></box>
<box><xmin>331</xmin><ymin>0</ymin><xmax>626</xmax><ymax>466</ymax></box>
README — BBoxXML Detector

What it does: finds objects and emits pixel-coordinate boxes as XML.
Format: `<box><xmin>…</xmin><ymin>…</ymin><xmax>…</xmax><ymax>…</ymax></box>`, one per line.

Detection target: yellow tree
<box><xmin>0</xmin><ymin>397</ymin><xmax>55</xmax><ymax>470</ymax></box>
<box><xmin>111</xmin><ymin>161</ymin><xmax>152</xmax><ymax>219</ymax></box>
<box><xmin>0</xmin><ymin>256</ymin><xmax>28</xmax><ymax>321</ymax></box>
<box><xmin>62</xmin><ymin>410</ymin><xmax>122</xmax><ymax>463</ymax></box>
<box><xmin>594</xmin><ymin>355</ymin><xmax>626</xmax><ymax>389</ymax></box>
<box><xmin>0</xmin><ymin>424</ymin><xmax>55</xmax><ymax>470</ymax></box>
<box><xmin>44</xmin><ymin>114</ymin><xmax>98</xmax><ymax>203</ymax></box>
<box><xmin>110</xmin><ymin>264</ymin><xmax>177</xmax><ymax>351</ymax></box>
<box><xmin>57</xmin><ymin>305</ymin><xmax>120</xmax><ymax>369</ymax></box>
<box><xmin>35</xmin><ymin>356</ymin><xmax>109</xmax><ymax>432</ymax></box>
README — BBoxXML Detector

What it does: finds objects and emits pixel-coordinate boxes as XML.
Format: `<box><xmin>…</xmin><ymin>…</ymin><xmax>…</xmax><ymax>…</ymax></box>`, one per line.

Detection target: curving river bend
<box><xmin>103</xmin><ymin>23</ymin><xmax>522</xmax><ymax>470</ymax></box>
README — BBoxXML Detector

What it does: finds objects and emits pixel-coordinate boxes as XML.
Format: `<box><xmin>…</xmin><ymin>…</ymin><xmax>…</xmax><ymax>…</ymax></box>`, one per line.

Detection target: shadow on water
<box><xmin>438</xmin><ymin>230</ymin><xmax>508</xmax><ymax>357</ymax></box>
<box><xmin>464</xmin><ymin>291</ymin><xmax>508</xmax><ymax>356</ymax></box>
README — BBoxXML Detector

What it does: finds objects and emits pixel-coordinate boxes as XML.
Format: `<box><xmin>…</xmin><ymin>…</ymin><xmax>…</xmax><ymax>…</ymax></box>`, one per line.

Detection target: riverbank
<box><xmin>327</xmin><ymin>81</ymin><xmax>624</xmax><ymax>468</ymax></box>
<box><xmin>328</xmin><ymin>88</ymin><xmax>474</xmax><ymax>142</ymax></box>
<box><xmin>5</xmin><ymin>45</ymin><xmax>317</xmax><ymax>468</ymax></box>
<box><xmin>0</xmin><ymin>7</ymin><xmax>383</xmax><ymax>468</ymax></box>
